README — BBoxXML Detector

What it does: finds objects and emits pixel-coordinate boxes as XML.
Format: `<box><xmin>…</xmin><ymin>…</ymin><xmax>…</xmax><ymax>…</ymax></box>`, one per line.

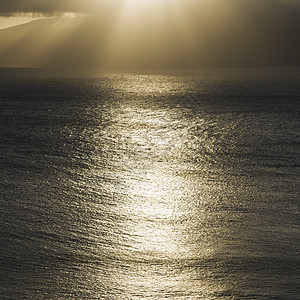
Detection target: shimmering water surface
<box><xmin>0</xmin><ymin>68</ymin><xmax>299</xmax><ymax>299</ymax></box>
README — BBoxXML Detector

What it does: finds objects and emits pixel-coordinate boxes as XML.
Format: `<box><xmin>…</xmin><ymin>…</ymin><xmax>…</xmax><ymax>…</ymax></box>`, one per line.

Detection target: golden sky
<box><xmin>0</xmin><ymin>0</ymin><xmax>299</xmax><ymax>68</ymax></box>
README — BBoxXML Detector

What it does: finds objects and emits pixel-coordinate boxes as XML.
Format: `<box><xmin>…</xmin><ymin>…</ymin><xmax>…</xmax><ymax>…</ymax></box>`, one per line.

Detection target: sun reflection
<box><xmin>109</xmin><ymin>73</ymin><xmax>187</xmax><ymax>96</ymax></box>
<box><xmin>122</xmin><ymin>169</ymin><xmax>189</xmax><ymax>260</ymax></box>
<box><xmin>106</xmin><ymin>80</ymin><xmax>192</xmax><ymax>259</ymax></box>
<box><xmin>78</xmin><ymin>73</ymin><xmax>227</xmax><ymax>297</ymax></box>
<box><xmin>125</xmin><ymin>166</ymin><xmax>188</xmax><ymax>217</ymax></box>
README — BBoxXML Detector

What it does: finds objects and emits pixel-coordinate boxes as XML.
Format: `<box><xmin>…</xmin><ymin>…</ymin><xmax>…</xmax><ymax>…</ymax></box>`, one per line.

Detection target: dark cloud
<box><xmin>0</xmin><ymin>0</ymin><xmax>300</xmax><ymax>16</ymax></box>
<box><xmin>0</xmin><ymin>0</ymin><xmax>119</xmax><ymax>16</ymax></box>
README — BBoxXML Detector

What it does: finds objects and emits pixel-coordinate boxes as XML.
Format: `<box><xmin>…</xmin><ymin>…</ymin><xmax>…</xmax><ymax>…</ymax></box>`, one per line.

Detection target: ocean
<box><xmin>0</xmin><ymin>68</ymin><xmax>299</xmax><ymax>299</ymax></box>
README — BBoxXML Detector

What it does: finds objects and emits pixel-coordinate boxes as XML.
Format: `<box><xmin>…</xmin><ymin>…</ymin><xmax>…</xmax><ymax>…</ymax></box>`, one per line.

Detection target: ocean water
<box><xmin>0</xmin><ymin>68</ymin><xmax>299</xmax><ymax>299</ymax></box>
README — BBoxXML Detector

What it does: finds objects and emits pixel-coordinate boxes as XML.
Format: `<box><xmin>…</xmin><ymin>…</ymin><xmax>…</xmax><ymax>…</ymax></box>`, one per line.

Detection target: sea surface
<box><xmin>0</xmin><ymin>68</ymin><xmax>299</xmax><ymax>299</ymax></box>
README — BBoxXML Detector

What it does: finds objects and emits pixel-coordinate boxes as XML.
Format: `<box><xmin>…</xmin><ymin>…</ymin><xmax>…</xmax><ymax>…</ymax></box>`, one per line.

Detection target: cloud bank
<box><xmin>0</xmin><ymin>0</ymin><xmax>116</xmax><ymax>16</ymax></box>
<box><xmin>0</xmin><ymin>0</ymin><xmax>299</xmax><ymax>16</ymax></box>
<box><xmin>0</xmin><ymin>0</ymin><xmax>299</xmax><ymax>68</ymax></box>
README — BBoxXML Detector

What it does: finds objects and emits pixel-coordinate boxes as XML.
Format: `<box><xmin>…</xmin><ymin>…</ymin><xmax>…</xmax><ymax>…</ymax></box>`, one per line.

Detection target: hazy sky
<box><xmin>0</xmin><ymin>0</ymin><xmax>299</xmax><ymax>68</ymax></box>
<box><xmin>0</xmin><ymin>0</ymin><xmax>299</xmax><ymax>16</ymax></box>
<box><xmin>0</xmin><ymin>0</ymin><xmax>299</xmax><ymax>15</ymax></box>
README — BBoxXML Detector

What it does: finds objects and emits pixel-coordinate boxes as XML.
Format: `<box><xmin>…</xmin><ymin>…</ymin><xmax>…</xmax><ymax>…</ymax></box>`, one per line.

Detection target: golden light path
<box><xmin>80</xmin><ymin>74</ymin><xmax>224</xmax><ymax>297</ymax></box>
<box><xmin>106</xmin><ymin>76</ymin><xmax>190</xmax><ymax>259</ymax></box>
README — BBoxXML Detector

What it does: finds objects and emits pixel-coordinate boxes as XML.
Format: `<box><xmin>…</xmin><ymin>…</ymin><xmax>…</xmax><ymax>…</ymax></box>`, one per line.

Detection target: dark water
<box><xmin>0</xmin><ymin>68</ymin><xmax>299</xmax><ymax>299</ymax></box>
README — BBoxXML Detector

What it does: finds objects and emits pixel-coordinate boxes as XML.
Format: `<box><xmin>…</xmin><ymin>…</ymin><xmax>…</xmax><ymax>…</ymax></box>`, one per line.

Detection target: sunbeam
<box><xmin>0</xmin><ymin>2</ymin><xmax>300</xmax><ymax>297</ymax></box>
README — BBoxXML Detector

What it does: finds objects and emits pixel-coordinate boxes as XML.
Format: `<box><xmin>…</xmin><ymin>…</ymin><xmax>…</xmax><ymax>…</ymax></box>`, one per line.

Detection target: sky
<box><xmin>0</xmin><ymin>0</ymin><xmax>299</xmax><ymax>15</ymax></box>
<box><xmin>0</xmin><ymin>0</ymin><xmax>299</xmax><ymax>68</ymax></box>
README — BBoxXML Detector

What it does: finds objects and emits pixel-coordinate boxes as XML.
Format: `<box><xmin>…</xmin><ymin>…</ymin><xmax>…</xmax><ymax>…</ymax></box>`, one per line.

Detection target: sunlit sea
<box><xmin>0</xmin><ymin>68</ymin><xmax>299</xmax><ymax>299</ymax></box>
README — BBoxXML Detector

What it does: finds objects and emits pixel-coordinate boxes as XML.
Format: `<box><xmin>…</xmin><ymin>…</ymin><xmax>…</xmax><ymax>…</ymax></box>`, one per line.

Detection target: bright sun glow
<box><xmin>124</xmin><ymin>0</ymin><xmax>165</xmax><ymax>10</ymax></box>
